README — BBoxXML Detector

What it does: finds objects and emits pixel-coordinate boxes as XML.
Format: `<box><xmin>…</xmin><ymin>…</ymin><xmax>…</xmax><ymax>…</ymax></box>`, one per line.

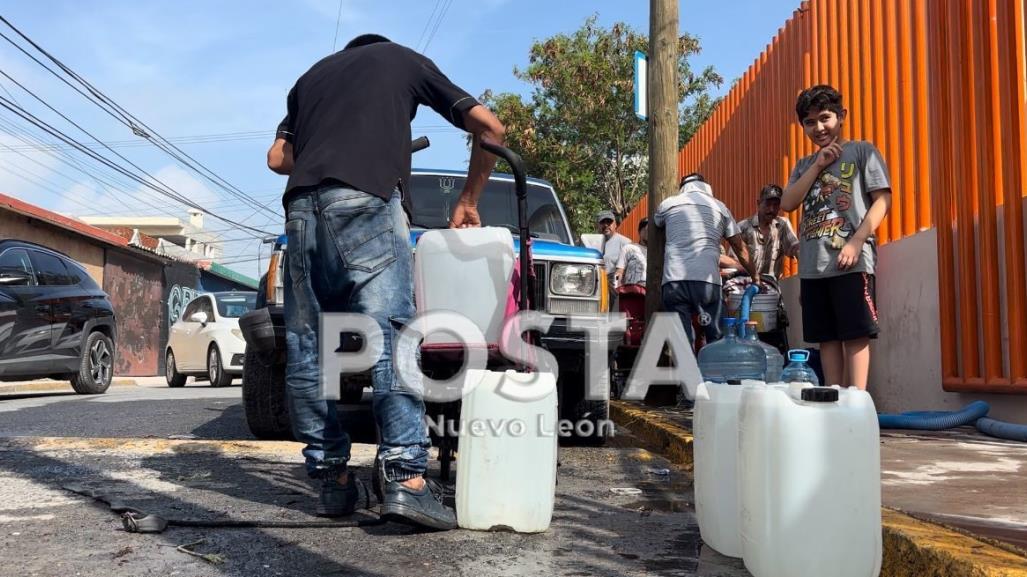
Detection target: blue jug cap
<box><xmin>724</xmin><ymin>317</ymin><xmax>737</xmax><ymax>327</ymax></box>
<box><xmin>788</xmin><ymin>349</ymin><xmax>811</xmax><ymax>362</ymax></box>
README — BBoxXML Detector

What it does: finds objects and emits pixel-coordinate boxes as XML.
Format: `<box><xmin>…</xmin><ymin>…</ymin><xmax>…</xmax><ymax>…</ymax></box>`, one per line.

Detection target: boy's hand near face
<box><xmin>815</xmin><ymin>137</ymin><xmax>844</xmax><ymax>170</ymax></box>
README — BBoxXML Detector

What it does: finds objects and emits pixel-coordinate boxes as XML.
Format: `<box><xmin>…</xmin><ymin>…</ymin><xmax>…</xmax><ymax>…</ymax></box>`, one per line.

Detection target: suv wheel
<box><xmin>166</xmin><ymin>349</ymin><xmax>186</xmax><ymax>388</ymax></box>
<box><xmin>242</xmin><ymin>347</ymin><xmax>292</xmax><ymax>440</ymax></box>
<box><xmin>207</xmin><ymin>345</ymin><xmax>233</xmax><ymax>388</ymax></box>
<box><xmin>70</xmin><ymin>331</ymin><xmax>114</xmax><ymax>394</ymax></box>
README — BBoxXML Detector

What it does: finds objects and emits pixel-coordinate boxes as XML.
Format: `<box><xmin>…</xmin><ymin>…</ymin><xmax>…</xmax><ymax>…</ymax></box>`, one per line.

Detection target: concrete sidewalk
<box><xmin>610</xmin><ymin>400</ymin><xmax>1027</xmax><ymax>577</ymax></box>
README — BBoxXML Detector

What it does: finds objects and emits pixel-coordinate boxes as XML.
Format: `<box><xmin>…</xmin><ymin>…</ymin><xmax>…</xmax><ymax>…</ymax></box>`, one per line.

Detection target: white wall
<box><xmin>779</xmin><ymin>224</ymin><xmax>1027</xmax><ymax>423</ymax></box>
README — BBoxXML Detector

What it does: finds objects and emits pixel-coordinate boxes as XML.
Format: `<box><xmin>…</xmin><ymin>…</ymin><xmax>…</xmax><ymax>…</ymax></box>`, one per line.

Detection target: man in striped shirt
<box><xmin>722</xmin><ymin>184</ymin><xmax>800</xmax><ymax>280</ymax></box>
<box><xmin>654</xmin><ymin>174</ymin><xmax>760</xmax><ymax>345</ymax></box>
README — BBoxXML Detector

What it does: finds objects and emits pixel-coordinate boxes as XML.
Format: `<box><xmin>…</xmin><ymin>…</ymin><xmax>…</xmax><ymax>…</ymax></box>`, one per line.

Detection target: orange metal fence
<box><xmin>622</xmin><ymin>0</ymin><xmax>1027</xmax><ymax>392</ymax></box>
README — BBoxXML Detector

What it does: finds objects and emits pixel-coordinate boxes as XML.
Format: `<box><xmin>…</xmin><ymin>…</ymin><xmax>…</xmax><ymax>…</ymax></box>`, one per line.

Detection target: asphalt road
<box><xmin>0</xmin><ymin>382</ymin><xmax>750</xmax><ymax>577</ymax></box>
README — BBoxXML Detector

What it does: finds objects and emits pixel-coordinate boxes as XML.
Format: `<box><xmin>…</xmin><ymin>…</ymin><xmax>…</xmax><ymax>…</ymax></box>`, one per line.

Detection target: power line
<box><xmin>0</xmin><ymin>16</ymin><xmax>279</xmax><ymax>219</ymax></box>
<box><xmin>0</xmin><ymin>113</ymin><xmax>197</xmax><ymax>219</ymax></box>
<box><xmin>0</xmin><ymin>130</ymin><xmax>273</xmax><ymax>152</ymax></box>
<box><xmin>415</xmin><ymin>1</ymin><xmax>444</xmax><ymax>52</ymax></box>
<box><xmin>0</xmin><ymin>94</ymin><xmax>273</xmax><ymax>237</ymax></box>
<box><xmin>420</xmin><ymin>0</ymin><xmax>454</xmax><ymax>54</ymax></box>
<box><xmin>331</xmin><ymin>0</ymin><xmax>344</xmax><ymax>52</ymax></box>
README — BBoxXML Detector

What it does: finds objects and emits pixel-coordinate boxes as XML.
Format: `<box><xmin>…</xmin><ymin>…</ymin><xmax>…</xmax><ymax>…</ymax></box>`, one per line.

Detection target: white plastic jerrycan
<box><xmin>738</xmin><ymin>384</ymin><xmax>882</xmax><ymax>577</ymax></box>
<box><xmin>693</xmin><ymin>379</ymin><xmax>763</xmax><ymax>558</ymax></box>
<box><xmin>414</xmin><ymin>227</ymin><xmax>515</xmax><ymax>346</ymax></box>
<box><xmin>456</xmin><ymin>370</ymin><xmax>558</xmax><ymax>533</ymax></box>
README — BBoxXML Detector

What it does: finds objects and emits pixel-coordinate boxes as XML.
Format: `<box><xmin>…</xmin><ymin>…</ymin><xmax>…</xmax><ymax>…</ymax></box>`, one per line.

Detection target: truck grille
<box><xmin>548</xmin><ymin>298</ymin><xmax>601</xmax><ymax>315</ymax></box>
<box><xmin>531</xmin><ymin>262</ymin><xmax>547</xmax><ymax>311</ymax></box>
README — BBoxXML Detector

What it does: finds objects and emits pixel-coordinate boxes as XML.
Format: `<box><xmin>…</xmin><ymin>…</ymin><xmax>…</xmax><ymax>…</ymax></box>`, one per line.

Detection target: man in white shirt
<box><xmin>615</xmin><ymin>218</ymin><xmax>648</xmax><ymax>288</ymax></box>
<box><xmin>654</xmin><ymin>174</ymin><xmax>759</xmax><ymax>345</ymax></box>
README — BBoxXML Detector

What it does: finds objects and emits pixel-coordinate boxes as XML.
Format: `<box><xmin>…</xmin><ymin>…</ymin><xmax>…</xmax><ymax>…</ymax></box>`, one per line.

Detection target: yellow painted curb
<box><xmin>0</xmin><ymin>378</ymin><xmax>137</xmax><ymax>394</ymax></box>
<box><xmin>609</xmin><ymin>400</ymin><xmax>1027</xmax><ymax>576</ymax></box>
<box><xmin>610</xmin><ymin>401</ymin><xmax>694</xmax><ymax>468</ymax></box>
<box><xmin>882</xmin><ymin>509</ymin><xmax>1027</xmax><ymax>576</ymax></box>
<box><xmin>0</xmin><ymin>435</ymin><xmax>306</xmax><ymax>458</ymax></box>
<box><xmin>0</xmin><ymin>435</ymin><xmax>379</xmax><ymax>461</ymax></box>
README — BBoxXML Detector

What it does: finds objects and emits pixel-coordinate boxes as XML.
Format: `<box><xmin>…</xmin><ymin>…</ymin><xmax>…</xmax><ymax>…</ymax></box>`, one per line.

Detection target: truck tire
<box><xmin>70</xmin><ymin>331</ymin><xmax>114</xmax><ymax>394</ymax></box>
<box><xmin>242</xmin><ymin>347</ymin><xmax>293</xmax><ymax>440</ymax></box>
<box><xmin>555</xmin><ymin>354</ymin><xmax>611</xmax><ymax>446</ymax></box>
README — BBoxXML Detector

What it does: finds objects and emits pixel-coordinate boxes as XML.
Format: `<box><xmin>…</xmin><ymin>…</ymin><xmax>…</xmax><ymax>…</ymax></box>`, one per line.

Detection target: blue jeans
<box><xmin>661</xmin><ymin>280</ymin><xmax>724</xmax><ymax>346</ymax></box>
<box><xmin>284</xmin><ymin>185</ymin><xmax>429</xmax><ymax>481</ymax></box>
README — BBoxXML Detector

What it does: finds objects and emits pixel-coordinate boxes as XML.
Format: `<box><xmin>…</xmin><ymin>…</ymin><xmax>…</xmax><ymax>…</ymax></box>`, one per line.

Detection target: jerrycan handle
<box><xmin>787</xmin><ymin>349</ymin><xmax>811</xmax><ymax>363</ymax></box>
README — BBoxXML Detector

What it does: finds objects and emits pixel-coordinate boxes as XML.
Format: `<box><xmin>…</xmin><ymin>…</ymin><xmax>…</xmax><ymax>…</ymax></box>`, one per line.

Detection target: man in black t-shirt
<box><xmin>267</xmin><ymin>34</ymin><xmax>505</xmax><ymax>530</ymax></box>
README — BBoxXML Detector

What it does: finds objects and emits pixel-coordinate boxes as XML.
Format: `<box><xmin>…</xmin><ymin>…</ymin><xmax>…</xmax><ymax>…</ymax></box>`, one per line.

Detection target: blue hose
<box><xmin>878</xmin><ymin>401</ymin><xmax>990</xmax><ymax>430</ymax></box>
<box><xmin>739</xmin><ymin>284</ymin><xmax>759</xmax><ymax>323</ymax></box>
<box><xmin>975</xmin><ymin>417</ymin><xmax>1027</xmax><ymax>442</ymax></box>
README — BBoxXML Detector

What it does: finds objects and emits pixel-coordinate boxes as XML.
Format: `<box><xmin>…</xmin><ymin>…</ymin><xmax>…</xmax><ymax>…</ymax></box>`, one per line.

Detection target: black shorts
<box><xmin>800</xmin><ymin>272</ymin><xmax>879</xmax><ymax>342</ymax></box>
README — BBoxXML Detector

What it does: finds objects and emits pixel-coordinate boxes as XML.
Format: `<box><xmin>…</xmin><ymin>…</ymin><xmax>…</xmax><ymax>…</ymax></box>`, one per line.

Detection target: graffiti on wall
<box><xmin>167</xmin><ymin>285</ymin><xmax>199</xmax><ymax>326</ymax></box>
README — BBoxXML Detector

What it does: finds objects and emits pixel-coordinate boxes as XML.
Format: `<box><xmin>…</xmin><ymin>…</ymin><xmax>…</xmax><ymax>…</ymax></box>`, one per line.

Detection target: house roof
<box><xmin>0</xmin><ymin>192</ymin><xmax>129</xmax><ymax>248</ymax></box>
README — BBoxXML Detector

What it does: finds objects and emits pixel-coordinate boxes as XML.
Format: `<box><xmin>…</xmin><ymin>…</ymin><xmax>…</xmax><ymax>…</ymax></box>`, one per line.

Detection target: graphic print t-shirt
<box><xmin>787</xmin><ymin>140</ymin><xmax>891</xmax><ymax>278</ymax></box>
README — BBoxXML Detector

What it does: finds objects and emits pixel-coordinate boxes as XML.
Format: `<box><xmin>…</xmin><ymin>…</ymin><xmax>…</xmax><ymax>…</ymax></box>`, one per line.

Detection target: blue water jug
<box><xmin>780</xmin><ymin>349</ymin><xmax>821</xmax><ymax>386</ymax></box>
<box><xmin>698</xmin><ymin>318</ymin><xmax>767</xmax><ymax>383</ymax></box>
<box><xmin>742</xmin><ymin>321</ymin><xmax>784</xmax><ymax>382</ymax></box>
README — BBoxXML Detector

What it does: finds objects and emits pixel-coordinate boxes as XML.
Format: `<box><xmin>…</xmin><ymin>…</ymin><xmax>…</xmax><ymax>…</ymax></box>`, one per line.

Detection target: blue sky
<box><xmin>0</xmin><ymin>1</ymin><xmax>801</xmax><ymax>278</ymax></box>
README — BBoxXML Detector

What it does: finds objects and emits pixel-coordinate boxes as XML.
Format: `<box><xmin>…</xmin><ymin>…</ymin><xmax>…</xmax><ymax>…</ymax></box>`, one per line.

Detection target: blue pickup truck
<box><xmin>241</xmin><ymin>168</ymin><xmax>614</xmax><ymax>443</ymax></box>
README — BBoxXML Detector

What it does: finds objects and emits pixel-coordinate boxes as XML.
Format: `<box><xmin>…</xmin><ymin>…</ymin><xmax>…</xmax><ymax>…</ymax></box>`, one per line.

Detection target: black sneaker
<box><xmin>381</xmin><ymin>478</ymin><xmax>457</xmax><ymax>530</ymax></box>
<box><xmin>317</xmin><ymin>473</ymin><xmax>358</xmax><ymax>517</ymax></box>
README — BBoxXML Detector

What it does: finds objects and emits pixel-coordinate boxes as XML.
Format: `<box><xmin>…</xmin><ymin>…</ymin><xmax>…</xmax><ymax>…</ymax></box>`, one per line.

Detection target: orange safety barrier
<box><xmin>623</xmin><ymin>0</ymin><xmax>1027</xmax><ymax>392</ymax></box>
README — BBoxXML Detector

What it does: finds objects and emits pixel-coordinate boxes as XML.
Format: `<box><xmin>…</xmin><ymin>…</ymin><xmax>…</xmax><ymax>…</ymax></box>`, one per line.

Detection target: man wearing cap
<box><xmin>723</xmin><ymin>184</ymin><xmax>800</xmax><ymax>280</ymax></box>
<box><xmin>654</xmin><ymin>174</ymin><xmax>760</xmax><ymax>345</ymax></box>
<box><xmin>596</xmin><ymin>210</ymin><xmax>632</xmax><ymax>294</ymax></box>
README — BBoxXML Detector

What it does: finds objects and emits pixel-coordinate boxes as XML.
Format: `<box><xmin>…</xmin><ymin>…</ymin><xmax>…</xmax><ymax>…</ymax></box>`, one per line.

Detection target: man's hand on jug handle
<box><xmin>449</xmin><ymin>198</ymin><xmax>481</xmax><ymax>229</ymax></box>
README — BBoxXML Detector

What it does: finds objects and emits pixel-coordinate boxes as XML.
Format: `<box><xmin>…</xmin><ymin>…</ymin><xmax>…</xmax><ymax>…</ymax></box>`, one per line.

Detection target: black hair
<box><xmin>344</xmin><ymin>34</ymin><xmax>391</xmax><ymax>50</ymax></box>
<box><xmin>638</xmin><ymin>218</ymin><xmax>649</xmax><ymax>233</ymax></box>
<box><xmin>679</xmin><ymin>172</ymin><xmax>705</xmax><ymax>187</ymax></box>
<box><xmin>795</xmin><ymin>85</ymin><xmax>844</xmax><ymax>120</ymax></box>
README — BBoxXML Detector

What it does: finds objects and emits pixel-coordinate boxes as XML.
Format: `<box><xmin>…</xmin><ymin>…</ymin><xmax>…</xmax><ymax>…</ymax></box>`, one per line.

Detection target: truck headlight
<box><xmin>549</xmin><ymin>263</ymin><xmax>598</xmax><ymax>297</ymax></box>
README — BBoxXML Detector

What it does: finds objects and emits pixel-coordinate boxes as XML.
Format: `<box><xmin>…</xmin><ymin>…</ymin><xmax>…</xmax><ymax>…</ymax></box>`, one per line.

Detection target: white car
<box><xmin>165</xmin><ymin>291</ymin><xmax>256</xmax><ymax>387</ymax></box>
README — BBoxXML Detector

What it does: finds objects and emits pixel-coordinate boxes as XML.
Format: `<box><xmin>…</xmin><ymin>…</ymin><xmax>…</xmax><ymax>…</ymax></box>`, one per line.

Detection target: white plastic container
<box><xmin>414</xmin><ymin>227</ymin><xmax>515</xmax><ymax>346</ymax></box>
<box><xmin>738</xmin><ymin>384</ymin><xmax>882</xmax><ymax>577</ymax></box>
<box><xmin>693</xmin><ymin>380</ymin><xmax>762</xmax><ymax>558</ymax></box>
<box><xmin>456</xmin><ymin>370</ymin><xmax>558</xmax><ymax>533</ymax></box>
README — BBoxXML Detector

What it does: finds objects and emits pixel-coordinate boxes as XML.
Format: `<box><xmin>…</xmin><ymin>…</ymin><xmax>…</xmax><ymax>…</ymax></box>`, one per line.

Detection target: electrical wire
<box><xmin>0</xmin><ymin>94</ymin><xmax>274</xmax><ymax>237</ymax></box>
<box><xmin>0</xmin><ymin>17</ymin><xmax>280</xmax><ymax>219</ymax></box>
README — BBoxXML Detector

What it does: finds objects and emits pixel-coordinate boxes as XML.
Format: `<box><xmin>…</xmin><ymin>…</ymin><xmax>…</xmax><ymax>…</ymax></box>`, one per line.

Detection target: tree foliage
<box><xmin>480</xmin><ymin>16</ymin><xmax>722</xmax><ymax>235</ymax></box>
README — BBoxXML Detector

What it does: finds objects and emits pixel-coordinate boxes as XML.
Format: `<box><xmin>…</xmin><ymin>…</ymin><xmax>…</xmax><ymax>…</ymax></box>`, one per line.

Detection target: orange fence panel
<box><xmin>623</xmin><ymin>0</ymin><xmax>1027</xmax><ymax>391</ymax></box>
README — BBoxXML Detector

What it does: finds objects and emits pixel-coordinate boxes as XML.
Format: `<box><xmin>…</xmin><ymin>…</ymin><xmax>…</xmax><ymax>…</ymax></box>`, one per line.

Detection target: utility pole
<box><xmin>646</xmin><ymin>0</ymin><xmax>679</xmax><ymax>319</ymax></box>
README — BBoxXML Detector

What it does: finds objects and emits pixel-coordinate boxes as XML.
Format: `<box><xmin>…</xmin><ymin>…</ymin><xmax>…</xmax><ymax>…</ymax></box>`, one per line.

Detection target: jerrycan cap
<box><xmin>787</xmin><ymin>349</ymin><xmax>811</xmax><ymax>363</ymax></box>
<box><xmin>801</xmin><ymin>387</ymin><xmax>839</xmax><ymax>403</ymax></box>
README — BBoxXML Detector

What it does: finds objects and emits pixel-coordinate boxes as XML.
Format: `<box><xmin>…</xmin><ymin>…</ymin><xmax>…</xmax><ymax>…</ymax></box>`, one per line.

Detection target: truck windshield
<box><xmin>407</xmin><ymin>173</ymin><xmax>571</xmax><ymax>244</ymax></box>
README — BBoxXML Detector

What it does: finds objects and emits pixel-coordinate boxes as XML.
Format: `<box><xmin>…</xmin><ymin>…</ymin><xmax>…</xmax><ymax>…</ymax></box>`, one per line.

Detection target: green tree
<box><xmin>480</xmin><ymin>16</ymin><xmax>722</xmax><ymax>236</ymax></box>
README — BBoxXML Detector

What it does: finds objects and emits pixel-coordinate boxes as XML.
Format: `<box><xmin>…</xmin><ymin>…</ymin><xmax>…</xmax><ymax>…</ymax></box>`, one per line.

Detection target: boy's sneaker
<box><xmin>317</xmin><ymin>474</ymin><xmax>358</xmax><ymax>517</ymax></box>
<box><xmin>381</xmin><ymin>478</ymin><xmax>457</xmax><ymax>530</ymax></box>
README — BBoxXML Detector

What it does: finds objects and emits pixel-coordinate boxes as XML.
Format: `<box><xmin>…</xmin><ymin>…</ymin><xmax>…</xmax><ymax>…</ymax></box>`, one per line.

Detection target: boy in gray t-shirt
<box><xmin>782</xmin><ymin>85</ymin><xmax>893</xmax><ymax>391</ymax></box>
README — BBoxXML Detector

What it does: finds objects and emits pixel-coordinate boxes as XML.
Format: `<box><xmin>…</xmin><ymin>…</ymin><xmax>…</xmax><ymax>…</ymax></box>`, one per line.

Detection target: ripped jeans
<box><xmin>284</xmin><ymin>185</ymin><xmax>429</xmax><ymax>482</ymax></box>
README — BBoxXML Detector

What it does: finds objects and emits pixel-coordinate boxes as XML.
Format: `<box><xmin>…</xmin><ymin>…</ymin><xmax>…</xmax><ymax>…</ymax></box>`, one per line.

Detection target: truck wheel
<box><xmin>242</xmin><ymin>347</ymin><xmax>293</xmax><ymax>440</ymax></box>
<box><xmin>70</xmin><ymin>331</ymin><xmax>114</xmax><ymax>394</ymax></box>
<box><xmin>556</xmin><ymin>361</ymin><xmax>611</xmax><ymax>447</ymax></box>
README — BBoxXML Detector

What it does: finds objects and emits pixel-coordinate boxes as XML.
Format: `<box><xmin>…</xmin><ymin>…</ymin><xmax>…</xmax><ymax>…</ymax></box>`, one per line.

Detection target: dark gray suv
<box><xmin>0</xmin><ymin>240</ymin><xmax>117</xmax><ymax>393</ymax></box>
